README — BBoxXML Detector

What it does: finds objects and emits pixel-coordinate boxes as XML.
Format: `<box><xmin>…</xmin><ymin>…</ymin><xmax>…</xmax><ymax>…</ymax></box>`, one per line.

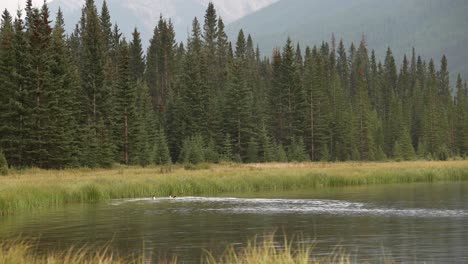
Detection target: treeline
<box><xmin>1</xmin><ymin>0</ymin><xmax>468</xmax><ymax>169</ymax></box>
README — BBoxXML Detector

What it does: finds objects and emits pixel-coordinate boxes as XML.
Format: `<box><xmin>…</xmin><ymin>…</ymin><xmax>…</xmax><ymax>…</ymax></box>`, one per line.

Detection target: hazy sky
<box><xmin>0</xmin><ymin>0</ymin><xmax>49</xmax><ymax>14</ymax></box>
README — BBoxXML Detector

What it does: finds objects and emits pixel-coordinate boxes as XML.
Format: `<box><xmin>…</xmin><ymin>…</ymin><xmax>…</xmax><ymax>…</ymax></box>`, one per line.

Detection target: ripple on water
<box><xmin>109</xmin><ymin>197</ymin><xmax>468</xmax><ymax>218</ymax></box>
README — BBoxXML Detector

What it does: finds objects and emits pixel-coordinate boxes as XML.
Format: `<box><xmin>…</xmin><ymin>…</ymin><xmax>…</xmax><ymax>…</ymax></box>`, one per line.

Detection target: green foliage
<box><xmin>221</xmin><ymin>134</ymin><xmax>234</xmax><ymax>162</ymax></box>
<box><xmin>0</xmin><ymin>150</ymin><xmax>8</xmax><ymax>176</ymax></box>
<box><xmin>287</xmin><ymin>137</ymin><xmax>310</xmax><ymax>162</ymax></box>
<box><xmin>246</xmin><ymin>137</ymin><xmax>259</xmax><ymax>163</ymax></box>
<box><xmin>0</xmin><ymin>2</ymin><xmax>467</xmax><ymax>168</ymax></box>
<box><xmin>204</xmin><ymin>139</ymin><xmax>220</xmax><ymax>163</ymax></box>
<box><xmin>154</xmin><ymin>129</ymin><xmax>172</xmax><ymax>165</ymax></box>
<box><xmin>275</xmin><ymin>144</ymin><xmax>288</xmax><ymax>162</ymax></box>
<box><xmin>179</xmin><ymin>135</ymin><xmax>205</xmax><ymax>164</ymax></box>
<box><xmin>393</xmin><ymin>141</ymin><xmax>403</xmax><ymax>162</ymax></box>
<box><xmin>436</xmin><ymin>145</ymin><xmax>450</xmax><ymax>161</ymax></box>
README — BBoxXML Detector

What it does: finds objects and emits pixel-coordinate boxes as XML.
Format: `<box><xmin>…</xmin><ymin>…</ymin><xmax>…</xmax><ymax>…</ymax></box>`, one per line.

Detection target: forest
<box><xmin>0</xmin><ymin>0</ymin><xmax>467</xmax><ymax>169</ymax></box>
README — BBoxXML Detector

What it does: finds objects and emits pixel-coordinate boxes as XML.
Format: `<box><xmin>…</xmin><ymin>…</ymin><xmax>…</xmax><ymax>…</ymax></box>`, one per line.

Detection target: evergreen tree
<box><xmin>216</xmin><ymin>17</ymin><xmax>229</xmax><ymax>92</ymax></box>
<box><xmin>221</xmin><ymin>134</ymin><xmax>233</xmax><ymax>162</ymax></box>
<box><xmin>181</xmin><ymin>18</ymin><xmax>208</xmax><ymax>137</ymax></box>
<box><xmin>204</xmin><ymin>139</ymin><xmax>220</xmax><ymax>163</ymax></box>
<box><xmin>46</xmin><ymin>8</ymin><xmax>80</xmax><ymax>168</ymax></box>
<box><xmin>303</xmin><ymin>46</ymin><xmax>329</xmax><ymax>160</ymax></box>
<box><xmin>287</xmin><ymin>137</ymin><xmax>310</xmax><ymax>162</ymax></box>
<box><xmin>129</xmin><ymin>28</ymin><xmax>145</xmax><ymax>82</ymax></box>
<box><xmin>246</xmin><ymin>137</ymin><xmax>259</xmax><ymax>163</ymax></box>
<box><xmin>79</xmin><ymin>0</ymin><xmax>116</xmax><ymax>166</ymax></box>
<box><xmin>279</xmin><ymin>38</ymin><xmax>305</xmax><ymax>144</ymax></box>
<box><xmin>1</xmin><ymin>1</ymin><xmax>467</xmax><ymax>168</ymax></box>
<box><xmin>455</xmin><ymin>75</ymin><xmax>467</xmax><ymax>154</ymax></box>
<box><xmin>224</xmin><ymin>30</ymin><xmax>253</xmax><ymax>159</ymax></box>
<box><xmin>259</xmin><ymin>126</ymin><xmax>275</xmax><ymax>162</ymax></box>
<box><xmin>0</xmin><ymin>149</ymin><xmax>8</xmax><ymax>175</ymax></box>
<box><xmin>114</xmin><ymin>41</ymin><xmax>136</xmax><ymax>165</ymax></box>
<box><xmin>180</xmin><ymin>134</ymin><xmax>205</xmax><ymax>164</ymax></box>
<box><xmin>352</xmin><ymin>38</ymin><xmax>375</xmax><ymax>160</ymax></box>
<box><xmin>154</xmin><ymin>129</ymin><xmax>171</xmax><ymax>165</ymax></box>
<box><xmin>275</xmin><ymin>144</ymin><xmax>288</xmax><ymax>162</ymax></box>
<box><xmin>133</xmin><ymin>82</ymin><xmax>156</xmax><ymax>166</ymax></box>
<box><xmin>0</xmin><ymin>9</ymin><xmax>18</xmax><ymax>166</ymax></box>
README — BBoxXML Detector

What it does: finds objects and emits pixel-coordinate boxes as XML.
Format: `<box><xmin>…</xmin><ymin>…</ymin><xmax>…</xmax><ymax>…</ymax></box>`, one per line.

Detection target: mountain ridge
<box><xmin>226</xmin><ymin>0</ymin><xmax>468</xmax><ymax>79</ymax></box>
<box><xmin>46</xmin><ymin>0</ymin><xmax>278</xmax><ymax>45</ymax></box>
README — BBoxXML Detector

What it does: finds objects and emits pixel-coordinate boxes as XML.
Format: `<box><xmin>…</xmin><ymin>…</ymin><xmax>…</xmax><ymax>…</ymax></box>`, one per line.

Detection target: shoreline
<box><xmin>1</xmin><ymin>160</ymin><xmax>468</xmax><ymax>216</ymax></box>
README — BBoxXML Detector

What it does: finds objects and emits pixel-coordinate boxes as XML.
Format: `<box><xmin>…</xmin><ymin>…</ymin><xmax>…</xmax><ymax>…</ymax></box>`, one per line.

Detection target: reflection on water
<box><xmin>1</xmin><ymin>182</ymin><xmax>468</xmax><ymax>263</ymax></box>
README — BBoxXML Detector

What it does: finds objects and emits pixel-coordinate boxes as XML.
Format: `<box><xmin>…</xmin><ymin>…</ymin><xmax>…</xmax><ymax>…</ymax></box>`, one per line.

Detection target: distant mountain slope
<box><xmin>227</xmin><ymin>0</ymin><xmax>468</xmax><ymax>79</ymax></box>
<box><xmin>47</xmin><ymin>0</ymin><xmax>278</xmax><ymax>46</ymax></box>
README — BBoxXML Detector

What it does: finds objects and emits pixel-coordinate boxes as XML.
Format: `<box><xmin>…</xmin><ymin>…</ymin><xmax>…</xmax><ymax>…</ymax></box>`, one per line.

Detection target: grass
<box><xmin>0</xmin><ymin>235</ymin><xmax>394</xmax><ymax>264</ymax></box>
<box><xmin>0</xmin><ymin>240</ymin><xmax>146</xmax><ymax>264</ymax></box>
<box><xmin>1</xmin><ymin>160</ymin><xmax>468</xmax><ymax>216</ymax></box>
<box><xmin>202</xmin><ymin>234</ymin><xmax>351</xmax><ymax>264</ymax></box>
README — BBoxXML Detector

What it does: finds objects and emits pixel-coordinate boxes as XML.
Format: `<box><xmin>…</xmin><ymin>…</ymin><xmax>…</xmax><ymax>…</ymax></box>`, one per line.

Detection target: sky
<box><xmin>0</xmin><ymin>0</ymin><xmax>49</xmax><ymax>14</ymax></box>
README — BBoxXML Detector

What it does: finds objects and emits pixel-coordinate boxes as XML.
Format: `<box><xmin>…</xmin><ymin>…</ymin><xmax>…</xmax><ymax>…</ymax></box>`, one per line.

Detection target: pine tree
<box><xmin>46</xmin><ymin>8</ymin><xmax>80</xmax><ymax>168</ymax></box>
<box><xmin>0</xmin><ymin>149</ymin><xmax>8</xmax><ymax>175</ymax></box>
<box><xmin>352</xmin><ymin>38</ymin><xmax>375</xmax><ymax>160</ymax></box>
<box><xmin>287</xmin><ymin>137</ymin><xmax>310</xmax><ymax>162</ymax></box>
<box><xmin>246</xmin><ymin>137</ymin><xmax>259</xmax><ymax>163</ymax></box>
<box><xmin>129</xmin><ymin>28</ymin><xmax>145</xmax><ymax>82</ymax></box>
<box><xmin>154</xmin><ymin>129</ymin><xmax>171</xmax><ymax>165</ymax></box>
<box><xmin>303</xmin><ymin>46</ymin><xmax>329</xmax><ymax>160</ymax></box>
<box><xmin>25</xmin><ymin>3</ymin><xmax>55</xmax><ymax>167</ymax></box>
<box><xmin>133</xmin><ymin>82</ymin><xmax>156</xmax><ymax>166</ymax></box>
<box><xmin>455</xmin><ymin>75</ymin><xmax>466</xmax><ymax>154</ymax></box>
<box><xmin>99</xmin><ymin>0</ymin><xmax>112</xmax><ymax>51</ymax></box>
<box><xmin>259</xmin><ymin>126</ymin><xmax>275</xmax><ymax>162</ymax></box>
<box><xmin>79</xmin><ymin>0</ymin><xmax>115</xmax><ymax>167</ymax></box>
<box><xmin>203</xmin><ymin>2</ymin><xmax>218</xmax><ymax>95</ymax></box>
<box><xmin>224</xmin><ymin>30</ymin><xmax>253</xmax><ymax>160</ymax></box>
<box><xmin>204</xmin><ymin>139</ymin><xmax>219</xmax><ymax>163</ymax></box>
<box><xmin>0</xmin><ymin>9</ymin><xmax>17</xmax><ymax>166</ymax></box>
<box><xmin>181</xmin><ymin>18</ymin><xmax>208</xmax><ymax>137</ymax></box>
<box><xmin>399</xmin><ymin>127</ymin><xmax>415</xmax><ymax>160</ymax></box>
<box><xmin>216</xmin><ymin>17</ymin><xmax>229</xmax><ymax>92</ymax></box>
<box><xmin>180</xmin><ymin>134</ymin><xmax>205</xmax><ymax>164</ymax></box>
<box><xmin>275</xmin><ymin>144</ymin><xmax>288</xmax><ymax>162</ymax></box>
<box><xmin>114</xmin><ymin>41</ymin><xmax>136</xmax><ymax>165</ymax></box>
<box><xmin>269</xmin><ymin>48</ymin><xmax>285</xmax><ymax>142</ymax></box>
<box><xmin>221</xmin><ymin>134</ymin><xmax>233</xmax><ymax>162</ymax></box>
<box><xmin>279</xmin><ymin>38</ymin><xmax>305</xmax><ymax>144</ymax></box>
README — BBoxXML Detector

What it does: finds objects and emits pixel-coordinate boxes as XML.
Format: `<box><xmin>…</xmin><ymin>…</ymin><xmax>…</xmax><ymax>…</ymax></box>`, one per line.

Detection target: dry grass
<box><xmin>0</xmin><ymin>235</ymin><xmax>391</xmax><ymax>264</ymax></box>
<box><xmin>1</xmin><ymin>160</ymin><xmax>468</xmax><ymax>216</ymax></box>
<box><xmin>0</xmin><ymin>240</ymin><xmax>145</xmax><ymax>264</ymax></box>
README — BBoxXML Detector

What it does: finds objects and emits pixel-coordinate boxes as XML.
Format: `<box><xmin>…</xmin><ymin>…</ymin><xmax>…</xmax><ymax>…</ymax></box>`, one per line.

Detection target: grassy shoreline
<box><xmin>1</xmin><ymin>161</ymin><xmax>468</xmax><ymax>216</ymax></box>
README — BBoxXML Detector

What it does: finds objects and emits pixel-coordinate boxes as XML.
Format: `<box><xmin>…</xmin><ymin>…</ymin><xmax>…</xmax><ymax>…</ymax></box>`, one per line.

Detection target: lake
<box><xmin>1</xmin><ymin>182</ymin><xmax>467</xmax><ymax>263</ymax></box>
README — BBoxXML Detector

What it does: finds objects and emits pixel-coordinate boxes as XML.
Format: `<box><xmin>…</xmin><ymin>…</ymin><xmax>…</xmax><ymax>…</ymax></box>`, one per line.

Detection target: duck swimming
<box><xmin>169</xmin><ymin>195</ymin><xmax>177</xmax><ymax>199</ymax></box>
<box><xmin>152</xmin><ymin>196</ymin><xmax>156</xmax><ymax>200</ymax></box>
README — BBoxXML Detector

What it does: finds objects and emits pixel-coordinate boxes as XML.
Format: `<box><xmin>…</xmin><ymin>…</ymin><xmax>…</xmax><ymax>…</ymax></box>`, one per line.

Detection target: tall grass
<box><xmin>1</xmin><ymin>161</ymin><xmax>468</xmax><ymax>216</ymax></box>
<box><xmin>202</xmin><ymin>234</ymin><xmax>352</xmax><ymax>264</ymax></box>
<box><xmin>0</xmin><ymin>235</ymin><xmax>392</xmax><ymax>264</ymax></box>
<box><xmin>0</xmin><ymin>240</ymin><xmax>145</xmax><ymax>264</ymax></box>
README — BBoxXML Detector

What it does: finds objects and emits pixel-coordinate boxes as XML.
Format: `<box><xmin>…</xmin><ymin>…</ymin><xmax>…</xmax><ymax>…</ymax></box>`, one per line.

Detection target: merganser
<box><xmin>169</xmin><ymin>195</ymin><xmax>177</xmax><ymax>199</ymax></box>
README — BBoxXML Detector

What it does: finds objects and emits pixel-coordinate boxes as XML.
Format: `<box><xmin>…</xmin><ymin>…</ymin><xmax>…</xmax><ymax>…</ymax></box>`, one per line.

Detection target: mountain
<box><xmin>227</xmin><ymin>0</ymin><xmax>468</xmax><ymax>79</ymax></box>
<box><xmin>47</xmin><ymin>0</ymin><xmax>278</xmax><ymax>45</ymax></box>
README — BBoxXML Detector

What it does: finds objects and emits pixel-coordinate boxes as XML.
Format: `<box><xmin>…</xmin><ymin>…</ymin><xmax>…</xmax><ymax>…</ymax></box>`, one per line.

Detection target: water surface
<box><xmin>1</xmin><ymin>182</ymin><xmax>467</xmax><ymax>263</ymax></box>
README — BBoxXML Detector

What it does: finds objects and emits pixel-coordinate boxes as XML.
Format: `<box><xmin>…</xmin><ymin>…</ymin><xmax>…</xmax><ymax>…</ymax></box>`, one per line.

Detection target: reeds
<box><xmin>0</xmin><ymin>240</ymin><xmax>144</xmax><ymax>264</ymax></box>
<box><xmin>0</xmin><ymin>235</ymin><xmax>392</xmax><ymax>264</ymax></box>
<box><xmin>1</xmin><ymin>161</ymin><xmax>468</xmax><ymax>216</ymax></box>
<box><xmin>202</xmin><ymin>234</ymin><xmax>352</xmax><ymax>264</ymax></box>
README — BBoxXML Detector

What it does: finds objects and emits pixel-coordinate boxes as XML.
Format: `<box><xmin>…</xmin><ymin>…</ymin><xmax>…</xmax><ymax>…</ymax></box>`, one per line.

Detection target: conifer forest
<box><xmin>1</xmin><ymin>0</ymin><xmax>468</xmax><ymax>169</ymax></box>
